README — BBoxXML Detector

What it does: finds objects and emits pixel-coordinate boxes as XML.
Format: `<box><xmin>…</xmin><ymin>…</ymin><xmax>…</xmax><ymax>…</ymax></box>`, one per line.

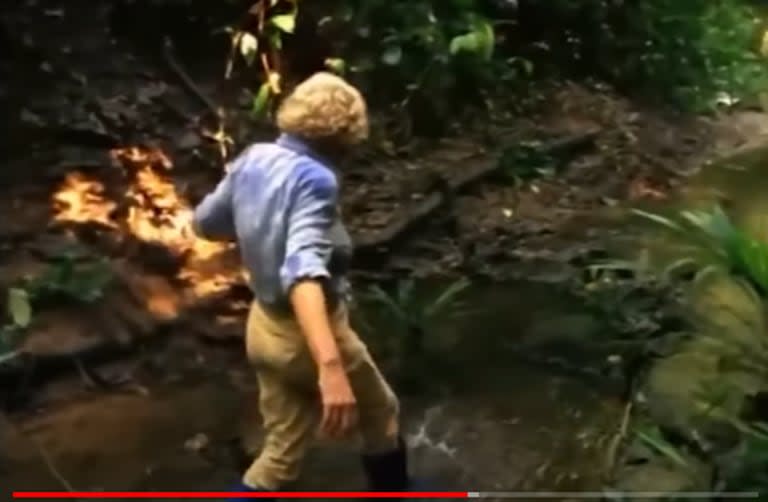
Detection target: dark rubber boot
<box><xmin>362</xmin><ymin>437</ymin><xmax>424</xmax><ymax>497</ymax></box>
<box><xmin>226</xmin><ymin>481</ymin><xmax>273</xmax><ymax>502</ymax></box>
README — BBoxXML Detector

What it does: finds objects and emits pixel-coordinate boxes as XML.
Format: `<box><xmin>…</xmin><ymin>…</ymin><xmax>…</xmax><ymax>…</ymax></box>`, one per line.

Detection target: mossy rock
<box><xmin>643</xmin><ymin>337</ymin><xmax>763</xmax><ymax>446</ymax></box>
<box><xmin>612</xmin><ymin>456</ymin><xmax>712</xmax><ymax>501</ymax></box>
<box><xmin>612</xmin><ymin>435</ymin><xmax>713</xmax><ymax>499</ymax></box>
<box><xmin>643</xmin><ymin>275</ymin><xmax>768</xmax><ymax>441</ymax></box>
<box><xmin>690</xmin><ymin>275</ymin><xmax>765</xmax><ymax>347</ymax></box>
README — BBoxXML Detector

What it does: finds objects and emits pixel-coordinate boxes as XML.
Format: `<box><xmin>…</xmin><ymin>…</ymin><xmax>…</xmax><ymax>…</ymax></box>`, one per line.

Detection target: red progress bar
<box><xmin>13</xmin><ymin>492</ymin><xmax>470</xmax><ymax>499</ymax></box>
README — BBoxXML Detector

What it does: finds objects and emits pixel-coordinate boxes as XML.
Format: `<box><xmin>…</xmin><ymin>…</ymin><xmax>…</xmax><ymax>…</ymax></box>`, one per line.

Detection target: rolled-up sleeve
<box><xmin>279</xmin><ymin>165</ymin><xmax>338</xmax><ymax>294</ymax></box>
<box><xmin>192</xmin><ymin>169</ymin><xmax>236</xmax><ymax>241</ymax></box>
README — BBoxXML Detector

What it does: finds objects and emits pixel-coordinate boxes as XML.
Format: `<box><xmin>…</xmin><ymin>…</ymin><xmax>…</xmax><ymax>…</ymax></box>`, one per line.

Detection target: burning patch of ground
<box><xmin>2</xmin><ymin>147</ymin><xmax>249</xmax><ymax>381</ymax></box>
<box><xmin>51</xmin><ymin>146</ymin><xmax>244</xmax><ymax>301</ymax></box>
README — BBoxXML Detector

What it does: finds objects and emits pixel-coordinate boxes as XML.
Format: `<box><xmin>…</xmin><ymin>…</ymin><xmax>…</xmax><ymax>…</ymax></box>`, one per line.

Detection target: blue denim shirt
<box><xmin>192</xmin><ymin>134</ymin><xmax>352</xmax><ymax>310</ymax></box>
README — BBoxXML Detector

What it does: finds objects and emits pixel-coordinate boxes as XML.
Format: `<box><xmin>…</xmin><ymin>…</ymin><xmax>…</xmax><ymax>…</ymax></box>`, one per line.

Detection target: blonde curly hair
<box><xmin>276</xmin><ymin>72</ymin><xmax>369</xmax><ymax>146</ymax></box>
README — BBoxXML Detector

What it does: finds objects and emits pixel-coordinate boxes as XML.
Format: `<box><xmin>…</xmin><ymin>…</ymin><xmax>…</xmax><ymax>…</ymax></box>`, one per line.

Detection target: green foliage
<box><xmin>632</xmin><ymin>205</ymin><xmax>768</xmax><ymax>380</ymax></box>
<box><xmin>632</xmin><ymin>412</ymin><xmax>768</xmax><ymax>493</ymax></box>
<box><xmin>363</xmin><ymin>277</ymin><xmax>471</xmax><ymax>357</ymax></box>
<box><xmin>0</xmin><ymin>253</ymin><xmax>112</xmax><ymax>360</ymax></box>
<box><xmin>357</xmin><ymin>277</ymin><xmax>472</xmax><ymax>389</ymax></box>
<box><xmin>498</xmin><ymin>142</ymin><xmax>557</xmax><ymax>183</ymax></box>
<box><xmin>366</xmin><ymin>278</ymin><xmax>471</xmax><ymax>336</ymax></box>
<box><xmin>627</xmin><ymin>0</ymin><xmax>767</xmax><ymax>110</ymax></box>
<box><xmin>535</xmin><ymin>0</ymin><xmax>768</xmax><ymax>110</ymax></box>
<box><xmin>224</xmin><ymin>0</ymin><xmax>768</xmax><ymax>139</ymax></box>
<box><xmin>251</xmin><ymin>81</ymin><xmax>272</xmax><ymax>118</ymax></box>
<box><xmin>632</xmin><ymin>206</ymin><xmax>768</xmax><ymax>296</ymax></box>
<box><xmin>226</xmin><ymin>0</ymin><xmax>519</xmax><ymax>137</ymax></box>
<box><xmin>634</xmin><ymin>424</ymin><xmax>690</xmax><ymax>468</ymax></box>
<box><xmin>7</xmin><ymin>288</ymin><xmax>32</xmax><ymax>329</ymax></box>
<box><xmin>448</xmin><ymin>15</ymin><xmax>495</xmax><ymax>60</ymax></box>
<box><xmin>332</xmin><ymin>0</ymin><xmax>498</xmax><ymax>78</ymax></box>
<box><xmin>24</xmin><ymin>253</ymin><xmax>113</xmax><ymax>304</ymax></box>
<box><xmin>724</xmin><ymin>423</ymin><xmax>768</xmax><ymax>491</ymax></box>
<box><xmin>224</xmin><ymin>0</ymin><xmax>768</xmax><ymax>136</ymax></box>
<box><xmin>226</xmin><ymin>0</ymin><xmax>299</xmax><ymax>116</ymax></box>
<box><xmin>629</xmin><ymin>204</ymin><xmax>768</xmax><ymax>492</ymax></box>
<box><xmin>325</xmin><ymin>0</ymin><xmax>506</xmax><ymax>133</ymax></box>
<box><xmin>695</xmin><ymin>382</ymin><xmax>768</xmax><ymax>492</ymax></box>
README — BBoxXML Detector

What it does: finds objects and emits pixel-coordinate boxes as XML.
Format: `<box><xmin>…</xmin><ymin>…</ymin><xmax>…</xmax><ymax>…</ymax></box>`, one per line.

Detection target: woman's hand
<box><xmin>289</xmin><ymin>279</ymin><xmax>359</xmax><ymax>437</ymax></box>
<box><xmin>318</xmin><ymin>360</ymin><xmax>358</xmax><ymax>437</ymax></box>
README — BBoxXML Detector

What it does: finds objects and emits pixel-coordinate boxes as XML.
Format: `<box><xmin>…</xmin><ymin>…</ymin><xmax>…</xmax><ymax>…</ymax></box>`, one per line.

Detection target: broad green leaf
<box><xmin>449</xmin><ymin>32</ymin><xmax>480</xmax><ymax>56</ymax></box>
<box><xmin>425</xmin><ymin>278</ymin><xmax>470</xmax><ymax>319</ymax></box>
<box><xmin>630</xmin><ymin>209</ymin><xmax>686</xmax><ymax>233</ymax></box>
<box><xmin>270</xmin><ymin>14</ymin><xmax>296</xmax><ymax>34</ymax></box>
<box><xmin>381</xmin><ymin>45</ymin><xmax>403</xmax><ymax>66</ymax></box>
<box><xmin>252</xmin><ymin>82</ymin><xmax>272</xmax><ymax>118</ymax></box>
<box><xmin>450</xmin><ymin>19</ymin><xmax>495</xmax><ymax>61</ymax></box>
<box><xmin>7</xmin><ymin>288</ymin><xmax>32</xmax><ymax>328</ymax></box>
<box><xmin>475</xmin><ymin>19</ymin><xmax>495</xmax><ymax>61</ymax></box>
<box><xmin>635</xmin><ymin>427</ymin><xmax>689</xmax><ymax>468</ymax></box>
<box><xmin>520</xmin><ymin>59</ymin><xmax>534</xmax><ymax>75</ymax></box>
<box><xmin>366</xmin><ymin>285</ymin><xmax>408</xmax><ymax>323</ymax></box>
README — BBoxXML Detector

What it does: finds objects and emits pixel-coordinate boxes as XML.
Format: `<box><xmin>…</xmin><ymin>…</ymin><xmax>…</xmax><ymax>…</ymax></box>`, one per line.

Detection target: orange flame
<box><xmin>52</xmin><ymin>172</ymin><xmax>117</xmax><ymax>228</ymax></box>
<box><xmin>51</xmin><ymin>146</ymin><xmax>243</xmax><ymax>303</ymax></box>
<box><xmin>112</xmin><ymin>146</ymin><xmax>173</xmax><ymax>170</ymax></box>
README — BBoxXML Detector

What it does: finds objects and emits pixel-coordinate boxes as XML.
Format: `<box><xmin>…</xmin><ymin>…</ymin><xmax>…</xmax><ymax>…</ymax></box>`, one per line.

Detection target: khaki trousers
<box><xmin>242</xmin><ymin>301</ymin><xmax>400</xmax><ymax>490</ymax></box>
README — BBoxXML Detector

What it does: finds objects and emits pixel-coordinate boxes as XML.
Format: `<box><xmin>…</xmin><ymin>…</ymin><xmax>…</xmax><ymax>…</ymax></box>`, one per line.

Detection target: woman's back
<box><xmin>194</xmin><ymin>134</ymin><xmax>349</xmax><ymax>309</ymax></box>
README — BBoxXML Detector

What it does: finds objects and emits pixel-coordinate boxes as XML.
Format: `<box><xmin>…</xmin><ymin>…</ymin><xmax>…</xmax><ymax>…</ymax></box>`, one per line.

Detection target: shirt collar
<box><xmin>276</xmin><ymin>133</ymin><xmax>333</xmax><ymax>167</ymax></box>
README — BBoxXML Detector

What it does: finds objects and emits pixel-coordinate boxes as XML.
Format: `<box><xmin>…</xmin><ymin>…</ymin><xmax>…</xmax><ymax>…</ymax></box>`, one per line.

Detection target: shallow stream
<box><xmin>1</xmin><ymin>282</ymin><xmax>622</xmax><ymax>497</ymax></box>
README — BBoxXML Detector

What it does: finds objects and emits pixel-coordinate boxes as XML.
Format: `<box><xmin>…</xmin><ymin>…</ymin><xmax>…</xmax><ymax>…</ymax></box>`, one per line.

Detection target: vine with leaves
<box><xmin>225</xmin><ymin>0</ymin><xmax>298</xmax><ymax>118</ymax></box>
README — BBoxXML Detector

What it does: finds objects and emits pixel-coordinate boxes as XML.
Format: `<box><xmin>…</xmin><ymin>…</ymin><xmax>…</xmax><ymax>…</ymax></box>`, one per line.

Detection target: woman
<box><xmin>192</xmin><ymin>72</ymin><xmax>418</xmax><ymax>498</ymax></box>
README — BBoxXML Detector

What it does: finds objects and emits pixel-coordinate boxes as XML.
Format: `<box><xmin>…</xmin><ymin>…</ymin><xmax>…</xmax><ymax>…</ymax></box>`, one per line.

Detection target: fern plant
<box><xmin>631</xmin><ymin>204</ymin><xmax>768</xmax><ymax>492</ymax></box>
<box><xmin>633</xmin><ymin>205</ymin><xmax>768</xmax><ymax>296</ymax></box>
<box><xmin>364</xmin><ymin>277</ymin><xmax>471</xmax><ymax>358</ymax></box>
<box><xmin>0</xmin><ymin>253</ymin><xmax>113</xmax><ymax>365</ymax></box>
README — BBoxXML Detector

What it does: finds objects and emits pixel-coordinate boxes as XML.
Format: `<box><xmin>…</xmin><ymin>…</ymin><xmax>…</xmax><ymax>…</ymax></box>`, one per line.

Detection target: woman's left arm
<box><xmin>281</xmin><ymin>164</ymin><xmax>358</xmax><ymax>437</ymax></box>
<box><xmin>192</xmin><ymin>168</ymin><xmax>236</xmax><ymax>241</ymax></box>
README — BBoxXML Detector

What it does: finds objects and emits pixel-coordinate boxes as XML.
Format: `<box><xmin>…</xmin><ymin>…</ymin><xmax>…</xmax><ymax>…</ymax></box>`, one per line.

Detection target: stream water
<box><xmin>5</xmin><ymin>147</ymin><xmax>768</xmax><ymax>498</ymax></box>
<box><xmin>2</xmin><ymin>281</ymin><xmax>622</xmax><ymax>498</ymax></box>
